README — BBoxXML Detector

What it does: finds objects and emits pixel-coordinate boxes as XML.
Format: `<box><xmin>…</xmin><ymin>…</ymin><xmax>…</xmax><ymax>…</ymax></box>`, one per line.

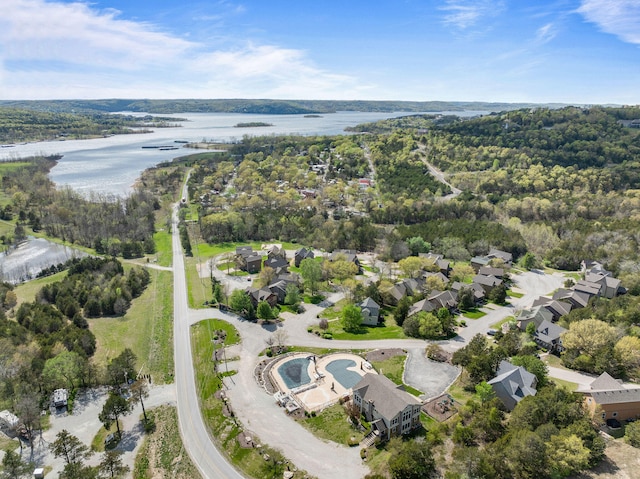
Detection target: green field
<box><xmin>152</xmin><ymin>229</ymin><xmax>173</xmax><ymax>267</ymax></box>
<box><xmin>300</xmin><ymin>403</ymin><xmax>364</xmax><ymax>446</ymax></box>
<box><xmin>370</xmin><ymin>354</ymin><xmax>423</xmax><ymax>397</ymax></box>
<box><xmin>462</xmin><ymin>308</ymin><xmax>487</xmax><ymax>319</ymax></box>
<box><xmin>13</xmin><ymin>270</ymin><xmax>67</xmax><ymax>309</ymax></box>
<box><xmin>90</xmin><ymin>269</ymin><xmax>174</xmax><ymax>383</ymax></box>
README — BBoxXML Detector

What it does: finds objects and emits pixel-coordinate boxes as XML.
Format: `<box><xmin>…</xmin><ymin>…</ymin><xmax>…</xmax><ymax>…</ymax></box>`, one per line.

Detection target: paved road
<box><xmin>172</xmin><ymin>203</ymin><xmax>246</xmax><ymax>479</ymax></box>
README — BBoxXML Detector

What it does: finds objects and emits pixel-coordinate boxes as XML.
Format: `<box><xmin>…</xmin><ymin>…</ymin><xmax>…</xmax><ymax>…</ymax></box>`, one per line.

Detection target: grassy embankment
<box><xmin>133</xmin><ymin>406</ymin><xmax>202</xmax><ymax>479</ymax></box>
<box><xmin>190</xmin><ymin>318</ymin><xmax>310</xmax><ymax>479</ymax></box>
<box><xmin>370</xmin><ymin>354</ymin><xmax>423</xmax><ymax>397</ymax></box>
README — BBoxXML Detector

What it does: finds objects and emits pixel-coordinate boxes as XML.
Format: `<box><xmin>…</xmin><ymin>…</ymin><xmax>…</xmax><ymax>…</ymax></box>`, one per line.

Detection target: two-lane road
<box><xmin>172</xmin><ymin>203</ymin><xmax>246</xmax><ymax>479</ymax></box>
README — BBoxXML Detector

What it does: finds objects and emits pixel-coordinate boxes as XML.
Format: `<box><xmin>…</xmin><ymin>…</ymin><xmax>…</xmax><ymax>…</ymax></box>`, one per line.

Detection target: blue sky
<box><xmin>1</xmin><ymin>0</ymin><xmax>639</xmax><ymax>103</ymax></box>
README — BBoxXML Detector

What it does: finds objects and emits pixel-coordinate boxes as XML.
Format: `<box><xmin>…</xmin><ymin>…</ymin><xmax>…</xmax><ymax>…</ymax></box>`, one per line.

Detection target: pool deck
<box><xmin>270</xmin><ymin>352</ymin><xmax>377</xmax><ymax>412</ymax></box>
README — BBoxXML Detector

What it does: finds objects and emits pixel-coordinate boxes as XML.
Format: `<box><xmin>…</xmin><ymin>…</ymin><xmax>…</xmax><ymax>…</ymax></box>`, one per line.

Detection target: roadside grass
<box><xmin>286</xmin><ymin>346</ymin><xmax>368</xmax><ymax>356</ymax></box>
<box><xmin>543</xmin><ymin>353</ymin><xmax>563</xmax><ymax>368</ymax></box>
<box><xmin>185</xmin><ymin>256</ymin><xmax>212</xmax><ymax>308</ymax></box>
<box><xmin>133</xmin><ymin>406</ymin><xmax>201</xmax><ymax>479</ymax></box>
<box><xmin>13</xmin><ymin>270</ymin><xmax>66</xmax><ymax>309</ymax></box>
<box><xmin>370</xmin><ymin>354</ymin><xmax>423</xmax><ymax>397</ymax></box>
<box><xmin>461</xmin><ymin>308</ymin><xmax>486</xmax><ymax>319</ymax></box>
<box><xmin>507</xmin><ymin>289</ymin><xmax>524</xmax><ymax>298</ymax></box>
<box><xmin>318</xmin><ymin>299</ymin><xmax>347</xmax><ymax>319</ymax></box>
<box><xmin>446</xmin><ymin>374</ymin><xmax>475</xmax><ymax>404</ymax></box>
<box><xmin>303</xmin><ymin>294</ymin><xmax>325</xmax><ymax>304</ymax></box>
<box><xmin>191</xmin><ymin>319</ymin><xmax>308</xmax><ymax>479</ymax></box>
<box><xmin>490</xmin><ymin>316</ymin><xmax>515</xmax><ymax>329</ymax></box>
<box><xmin>0</xmin><ymin>219</ymin><xmax>14</xmax><ymax>236</ymax></box>
<box><xmin>90</xmin><ymin>269</ymin><xmax>174</xmax><ymax>383</ymax></box>
<box><xmin>152</xmin><ymin>229</ymin><xmax>173</xmax><ymax>267</ymax></box>
<box><xmin>193</xmin><ymin>240</ymin><xmax>299</xmax><ymax>258</ymax></box>
<box><xmin>299</xmin><ymin>403</ymin><xmax>364</xmax><ymax>446</ymax></box>
<box><xmin>551</xmin><ymin>377</ymin><xmax>579</xmax><ymax>391</ymax></box>
<box><xmin>0</xmin><ymin>435</ymin><xmax>18</xmax><ymax>452</ymax></box>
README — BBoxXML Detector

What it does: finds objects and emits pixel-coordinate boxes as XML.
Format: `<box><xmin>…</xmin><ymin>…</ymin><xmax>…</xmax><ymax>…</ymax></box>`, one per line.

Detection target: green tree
<box><xmin>340</xmin><ymin>304</ymin><xmax>363</xmax><ymax>333</ymax></box>
<box><xmin>562</xmin><ymin>319</ymin><xmax>617</xmax><ymax>359</ymax></box>
<box><xmin>106</xmin><ymin>348</ymin><xmax>137</xmax><ymax>388</ymax></box>
<box><xmin>626</xmin><ymin>420</ymin><xmax>640</xmax><ymax>447</ymax></box>
<box><xmin>520</xmin><ymin>252</ymin><xmax>537</xmax><ymax>270</ymax></box>
<box><xmin>98</xmin><ymin>450</ymin><xmax>130</xmax><ymax>478</ymax></box>
<box><xmin>505</xmin><ymin>430</ymin><xmax>547</xmax><ymax>479</ymax></box>
<box><xmin>394</xmin><ymin>296</ymin><xmax>411</xmax><ymax>326</ymax></box>
<box><xmin>1</xmin><ymin>450</ymin><xmax>31</xmax><ymax>479</ymax></box>
<box><xmin>547</xmin><ymin>433</ymin><xmax>590</xmax><ymax>478</ymax></box>
<box><xmin>457</xmin><ymin>287</ymin><xmax>475</xmax><ymax>311</ymax></box>
<box><xmin>41</xmin><ymin>350</ymin><xmax>84</xmax><ymax>392</ymax></box>
<box><xmin>406</xmin><ymin>236</ymin><xmax>430</xmax><ymax>256</ymax></box>
<box><xmin>488</xmin><ymin>283</ymin><xmax>507</xmax><ymax>304</ymax></box>
<box><xmin>50</xmin><ymin>430</ymin><xmax>92</xmax><ymax>466</ymax></box>
<box><xmin>229</xmin><ymin>289</ymin><xmax>253</xmax><ymax>317</ymax></box>
<box><xmin>256</xmin><ymin>301</ymin><xmax>275</xmax><ymax>320</ymax></box>
<box><xmin>475</xmin><ymin>381</ymin><xmax>495</xmax><ymax>404</ymax></box>
<box><xmin>129</xmin><ymin>380</ymin><xmax>149</xmax><ymax>423</ymax></box>
<box><xmin>388</xmin><ymin>438</ymin><xmax>435</xmax><ymax>479</ymax></box>
<box><xmin>284</xmin><ymin>283</ymin><xmax>300</xmax><ymax>306</ymax></box>
<box><xmin>511</xmin><ymin>355</ymin><xmax>549</xmax><ymax>387</ymax></box>
<box><xmin>99</xmin><ymin>393</ymin><xmax>132</xmax><ymax>437</ymax></box>
<box><xmin>300</xmin><ymin>258</ymin><xmax>322</xmax><ymax>295</ymax></box>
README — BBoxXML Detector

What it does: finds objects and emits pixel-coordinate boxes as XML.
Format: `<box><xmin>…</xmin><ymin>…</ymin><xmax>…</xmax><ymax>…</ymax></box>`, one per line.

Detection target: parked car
<box><xmin>606</xmin><ymin>418</ymin><xmax>622</xmax><ymax>429</ymax></box>
<box><xmin>486</xmin><ymin>329</ymin><xmax>498</xmax><ymax>336</ymax></box>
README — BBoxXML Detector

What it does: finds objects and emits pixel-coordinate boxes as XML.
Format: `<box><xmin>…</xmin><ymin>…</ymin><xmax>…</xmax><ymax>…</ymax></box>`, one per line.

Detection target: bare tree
<box><xmin>129</xmin><ymin>380</ymin><xmax>150</xmax><ymax>423</ymax></box>
<box><xmin>273</xmin><ymin>329</ymin><xmax>288</xmax><ymax>355</ymax></box>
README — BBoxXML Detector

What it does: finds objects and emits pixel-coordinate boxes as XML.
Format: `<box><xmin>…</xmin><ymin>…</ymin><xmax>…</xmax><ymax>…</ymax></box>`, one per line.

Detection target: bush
<box><xmin>626</xmin><ymin>421</ymin><xmax>640</xmax><ymax>447</ymax></box>
<box><xmin>322</xmin><ymin>332</ymin><xmax>333</xmax><ymax>340</ymax></box>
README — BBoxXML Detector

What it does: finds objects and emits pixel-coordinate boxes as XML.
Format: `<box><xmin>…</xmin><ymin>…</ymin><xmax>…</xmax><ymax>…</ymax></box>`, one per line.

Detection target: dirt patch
<box><xmin>365</xmin><ymin>348</ymin><xmax>405</xmax><ymax>362</ymax></box>
<box><xmin>422</xmin><ymin>394</ymin><xmax>459</xmax><ymax>422</ymax></box>
<box><xmin>237</xmin><ymin>431</ymin><xmax>257</xmax><ymax>449</ymax></box>
<box><xmin>571</xmin><ymin>438</ymin><xmax>640</xmax><ymax>479</ymax></box>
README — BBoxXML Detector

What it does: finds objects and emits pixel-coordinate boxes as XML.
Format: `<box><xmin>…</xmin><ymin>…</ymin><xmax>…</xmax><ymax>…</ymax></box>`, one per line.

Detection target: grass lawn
<box><xmin>316</xmin><ymin>315</ymin><xmax>407</xmax><ymax>341</ymax></box>
<box><xmin>299</xmin><ymin>403</ymin><xmax>364</xmax><ymax>446</ymax></box>
<box><xmin>13</xmin><ymin>270</ymin><xmax>67</xmax><ymax>309</ymax></box>
<box><xmin>490</xmin><ymin>316</ymin><xmax>515</xmax><ymax>329</ymax></box>
<box><xmin>152</xmin><ymin>229</ymin><xmax>172</xmax><ymax>267</ymax></box>
<box><xmin>91</xmin><ymin>422</ymin><xmax>119</xmax><ymax>452</ymax></box>
<box><xmin>91</xmin><ymin>269</ymin><xmax>174</xmax><ymax>383</ymax></box>
<box><xmin>133</xmin><ymin>406</ymin><xmax>202</xmax><ymax>479</ymax></box>
<box><xmin>185</xmin><ymin>256</ymin><xmax>212</xmax><ymax>308</ymax></box>
<box><xmin>462</xmin><ymin>308</ymin><xmax>487</xmax><ymax>319</ymax></box>
<box><xmin>190</xmin><ymin>319</ymin><xmax>308</xmax><ymax>479</ymax></box>
<box><xmin>370</xmin><ymin>354</ymin><xmax>423</xmax><ymax>397</ymax></box>
<box><xmin>551</xmin><ymin>377</ymin><xmax>579</xmax><ymax>391</ymax></box>
<box><xmin>543</xmin><ymin>353</ymin><xmax>563</xmax><ymax>368</ymax></box>
<box><xmin>507</xmin><ymin>289</ymin><xmax>524</xmax><ymax>298</ymax></box>
<box><xmin>446</xmin><ymin>375</ymin><xmax>475</xmax><ymax>404</ymax></box>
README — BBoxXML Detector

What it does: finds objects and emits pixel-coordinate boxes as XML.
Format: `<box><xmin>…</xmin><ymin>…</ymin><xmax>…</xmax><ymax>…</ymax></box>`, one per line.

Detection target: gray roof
<box><xmin>360</xmin><ymin>297</ymin><xmax>380</xmax><ymax>310</ymax></box>
<box><xmin>574</xmin><ymin>280</ymin><xmax>602</xmax><ymax>296</ymax></box>
<box><xmin>488</xmin><ymin>361</ymin><xmax>537</xmax><ymax>411</ymax></box>
<box><xmin>488</xmin><ymin>249</ymin><xmax>513</xmax><ymax>262</ymax></box>
<box><xmin>471</xmin><ymin>256</ymin><xmax>492</xmax><ymax>266</ymax></box>
<box><xmin>473</xmin><ymin>274</ymin><xmax>502</xmax><ymax>287</ymax></box>
<box><xmin>590</xmin><ymin>389</ymin><xmax>640</xmax><ymax>405</ymax></box>
<box><xmin>535</xmin><ymin>320</ymin><xmax>566</xmax><ymax>344</ymax></box>
<box><xmin>352</xmin><ymin>374</ymin><xmax>421</xmax><ymax>420</ymax></box>
<box><xmin>588</xmin><ymin>372</ymin><xmax>625</xmax><ymax>392</ymax></box>
<box><xmin>478</xmin><ymin>266</ymin><xmax>504</xmax><ymax>278</ymax></box>
<box><xmin>408</xmin><ymin>298</ymin><xmax>437</xmax><ymax>316</ymax></box>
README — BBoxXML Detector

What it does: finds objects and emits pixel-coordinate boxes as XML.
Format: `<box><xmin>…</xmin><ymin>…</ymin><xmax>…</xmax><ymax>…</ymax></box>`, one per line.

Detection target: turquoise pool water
<box><xmin>326</xmin><ymin>359</ymin><xmax>362</xmax><ymax>389</ymax></box>
<box><xmin>277</xmin><ymin>358</ymin><xmax>311</xmax><ymax>389</ymax></box>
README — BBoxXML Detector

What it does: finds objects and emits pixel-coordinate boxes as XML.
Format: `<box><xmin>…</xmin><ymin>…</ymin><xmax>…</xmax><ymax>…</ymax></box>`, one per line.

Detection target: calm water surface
<box><xmin>1</xmin><ymin>111</ymin><xmax>485</xmax><ymax>197</ymax></box>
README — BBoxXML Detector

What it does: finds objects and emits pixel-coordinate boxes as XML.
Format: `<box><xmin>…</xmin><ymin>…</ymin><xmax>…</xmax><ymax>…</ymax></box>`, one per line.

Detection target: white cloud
<box><xmin>0</xmin><ymin>0</ymin><xmax>366</xmax><ymax>99</ymax></box>
<box><xmin>440</xmin><ymin>0</ymin><xmax>505</xmax><ymax>29</ymax></box>
<box><xmin>578</xmin><ymin>0</ymin><xmax>640</xmax><ymax>44</ymax></box>
<box><xmin>535</xmin><ymin>23</ymin><xmax>557</xmax><ymax>44</ymax></box>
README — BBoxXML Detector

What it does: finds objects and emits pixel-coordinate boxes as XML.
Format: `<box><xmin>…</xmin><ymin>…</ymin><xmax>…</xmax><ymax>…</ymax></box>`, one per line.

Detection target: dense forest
<box><xmin>0</xmin><ymin>156</ymin><xmax>159</xmax><ymax>258</ymax></box>
<box><xmin>1</xmin><ymin>257</ymin><xmax>150</xmax><ymax>410</ymax></box>
<box><xmin>0</xmin><ymin>99</ymin><xmax>561</xmax><ymax>115</ymax></box>
<box><xmin>0</xmin><ymin>107</ymin><xmax>182</xmax><ymax>143</ymax></box>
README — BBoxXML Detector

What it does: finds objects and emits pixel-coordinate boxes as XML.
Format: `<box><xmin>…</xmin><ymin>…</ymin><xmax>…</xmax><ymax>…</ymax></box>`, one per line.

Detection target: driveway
<box><xmin>28</xmin><ymin>384</ymin><xmax>175</xmax><ymax>477</ymax></box>
<box><xmin>403</xmin><ymin>348</ymin><xmax>460</xmax><ymax>400</ymax></box>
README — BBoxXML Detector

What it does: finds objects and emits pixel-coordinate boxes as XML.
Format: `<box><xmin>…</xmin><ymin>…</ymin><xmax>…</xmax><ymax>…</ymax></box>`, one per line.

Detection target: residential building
<box><xmin>516</xmin><ymin>306</ymin><xmax>554</xmax><ymax>331</ymax></box>
<box><xmin>294</xmin><ymin>247</ymin><xmax>315</xmax><ymax>267</ymax></box>
<box><xmin>579</xmin><ymin>372</ymin><xmax>640</xmax><ymax>422</ymax></box>
<box><xmin>352</xmin><ymin>373</ymin><xmax>422</xmax><ymax>440</ymax></box>
<box><xmin>360</xmin><ymin>297</ymin><xmax>381</xmax><ymax>326</ymax></box>
<box><xmin>488</xmin><ymin>361</ymin><xmax>537</xmax><ymax>411</ymax></box>
<box><xmin>534</xmin><ymin>320</ymin><xmax>567</xmax><ymax>353</ymax></box>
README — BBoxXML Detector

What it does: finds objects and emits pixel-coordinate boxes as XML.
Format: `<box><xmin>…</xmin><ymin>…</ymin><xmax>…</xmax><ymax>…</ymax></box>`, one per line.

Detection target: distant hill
<box><xmin>0</xmin><ymin>99</ymin><xmax>571</xmax><ymax>115</ymax></box>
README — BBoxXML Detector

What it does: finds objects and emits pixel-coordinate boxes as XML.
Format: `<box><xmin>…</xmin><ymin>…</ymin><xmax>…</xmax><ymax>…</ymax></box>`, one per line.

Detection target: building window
<box><xmin>602</xmin><ymin>412</ymin><xmax>606</xmax><ymax>419</ymax></box>
<box><xmin>612</xmin><ymin>412</ymin><xmax>618</xmax><ymax>417</ymax></box>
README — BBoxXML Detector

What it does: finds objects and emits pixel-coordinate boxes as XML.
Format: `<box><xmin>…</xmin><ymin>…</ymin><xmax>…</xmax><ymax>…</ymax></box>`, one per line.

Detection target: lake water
<box><xmin>0</xmin><ymin>110</ymin><xmax>486</xmax><ymax>197</ymax></box>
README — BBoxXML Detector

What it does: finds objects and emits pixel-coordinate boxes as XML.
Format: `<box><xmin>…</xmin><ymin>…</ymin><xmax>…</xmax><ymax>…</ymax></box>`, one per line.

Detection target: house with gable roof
<box><xmin>294</xmin><ymin>247</ymin><xmax>315</xmax><ymax>267</ymax></box>
<box><xmin>534</xmin><ymin>320</ymin><xmax>567</xmax><ymax>353</ymax></box>
<box><xmin>352</xmin><ymin>373</ymin><xmax>422</xmax><ymax>440</ymax></box>
<box><xmin>360</xmin><ymin>297</ymin><xmax>381</xmax><ymax>326</ymax></box>
<box><xmin>579</xmin><ymin>372</ymin><xmax>640</xmax><ymax>422</ymax></box>
<box><xmin>515</xmin><ymin>305</ymin><xmax>554</xmax><ymax>331</ymax></box>
<box><xmin>488</xmin><ymin>361</ymin><xmax>537</xmax><ymax>411</ymax></box>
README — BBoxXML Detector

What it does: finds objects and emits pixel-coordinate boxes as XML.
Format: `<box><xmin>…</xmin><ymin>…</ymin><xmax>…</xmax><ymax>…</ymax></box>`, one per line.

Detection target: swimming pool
<box><xmin>325</xmin><ymin>359</ymin><xmax>362</xmax><ymax>390</ymax></box>
<box><xmin>277</xmin><ymin>357</ymin><xmax>311</xmax><ymax>389</ymax></box>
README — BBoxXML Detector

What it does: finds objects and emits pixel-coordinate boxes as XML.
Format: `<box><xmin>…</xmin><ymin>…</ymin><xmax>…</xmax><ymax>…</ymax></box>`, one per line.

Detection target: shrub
<box><xmin>322</xmin><ymin>332</ymin><xmax>333</xmax><ymax>339</ymax></box>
